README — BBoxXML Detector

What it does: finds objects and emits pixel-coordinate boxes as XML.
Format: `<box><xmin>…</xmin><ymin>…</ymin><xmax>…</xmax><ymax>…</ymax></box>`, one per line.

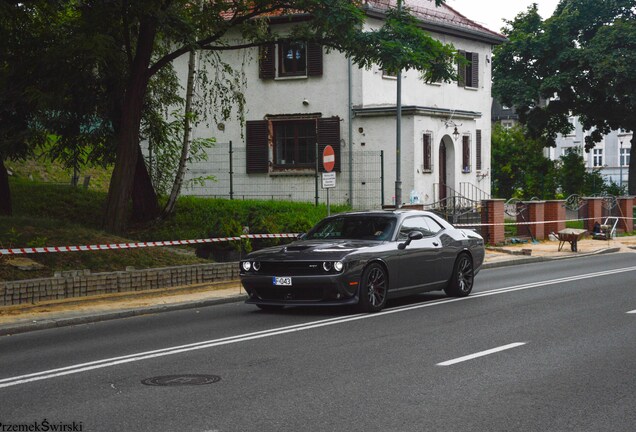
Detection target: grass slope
<box><xmin>1</xmin><ymin>180</ymin><xmax>347</xmax><ymax>281</ymax></box>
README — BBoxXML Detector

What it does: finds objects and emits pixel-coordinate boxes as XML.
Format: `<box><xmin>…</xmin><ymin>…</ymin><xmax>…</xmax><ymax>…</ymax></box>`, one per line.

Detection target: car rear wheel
<box><xmin>358</xmin><ymin>263</ymin><xmax>388</xmax><ymax>313</ymax></box>
<box><xmin>444</xmin><ymin>253</ymin><xmax>474</xmax><ymax>297</ymax></box>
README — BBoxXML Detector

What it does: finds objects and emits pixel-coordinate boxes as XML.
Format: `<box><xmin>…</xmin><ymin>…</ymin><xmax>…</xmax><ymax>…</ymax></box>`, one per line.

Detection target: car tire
<box><xmin>444</xmin><ymin>253</ymin><xmax>474</xmax><ymax>297</ymax></box>
<box><xmin>256</xmin><ymin>304</ymin><xmax>284</xmax><ymax>312</ymax></box>
<box><xmin>358</xmin><ymin>263</ymin><xmax>388</xmax><ymax>313</ymax></box>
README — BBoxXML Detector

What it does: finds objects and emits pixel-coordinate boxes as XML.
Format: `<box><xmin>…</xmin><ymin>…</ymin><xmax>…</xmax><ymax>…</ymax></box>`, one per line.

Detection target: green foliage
<box><xmin>2</xmin><ymin>181</ymin><xmax>350</xmax><ymax>280</ymax></box>
<box><xmin>557</xmin><ymin>148</ymin><xmax>587</xmax><ymax>197</ymax></box>
<box><xmin>493</xmin><ymin>0</ymin><xmax>636</xmax><ymax>194</ymax></box>
<box><xmin>491</xmin><ymin>123</ymin><xmax>557</xmax><ymax>199</ymax></box>
<box><xmin>142</xmin><ymin>110</ymin><xmax>216</xmax><ymax>195</ymax></box>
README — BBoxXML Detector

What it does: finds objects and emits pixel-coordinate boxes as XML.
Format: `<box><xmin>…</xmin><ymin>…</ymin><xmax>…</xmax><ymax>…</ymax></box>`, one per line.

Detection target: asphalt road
<box><xmin>1</xmin><ymin>253</ymin><xmax>635</xmax><ymax>432</ymax></box>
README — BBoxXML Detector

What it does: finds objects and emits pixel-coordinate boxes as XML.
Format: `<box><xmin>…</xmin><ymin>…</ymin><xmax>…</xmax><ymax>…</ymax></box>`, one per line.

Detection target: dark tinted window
<box><xmin>398</xmin><ymin>216</ymin><xmax>443</xmax><ymax>240</ymax></box>
<box><xmin>306</xmin><ymin>216</ymin><xmax>396</xmax><ymax>241</ymax></box>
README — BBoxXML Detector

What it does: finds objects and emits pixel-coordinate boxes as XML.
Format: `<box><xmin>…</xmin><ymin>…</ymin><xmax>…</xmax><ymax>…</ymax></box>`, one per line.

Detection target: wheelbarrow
<box><xmin>557</xmin><ymin>228</ymin><xmax>587</xmax><ymax>252</ymax></box>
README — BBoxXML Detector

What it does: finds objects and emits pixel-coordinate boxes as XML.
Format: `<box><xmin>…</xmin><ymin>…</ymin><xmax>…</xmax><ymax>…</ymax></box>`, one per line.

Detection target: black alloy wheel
<box><xmin>358</xmin><ymin>263</ymin><xmax>388</xmax><ymax>312</ymax></box>
<box><xmin>444</xmin><ymin>253</ymin><xmax>474</xmax><ymax>297</ymax></box>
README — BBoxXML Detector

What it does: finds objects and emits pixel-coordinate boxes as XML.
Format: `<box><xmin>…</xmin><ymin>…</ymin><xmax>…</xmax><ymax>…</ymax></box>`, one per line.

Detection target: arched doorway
<box><xmin>438</xmin><ymin>135</ymin><xmax>455</xmax><ymax>202</ymax></box>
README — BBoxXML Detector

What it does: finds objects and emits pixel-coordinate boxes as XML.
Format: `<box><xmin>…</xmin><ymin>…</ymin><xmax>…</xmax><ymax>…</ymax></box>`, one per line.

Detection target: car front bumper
<box><xmin>241</xmin><ymin>272</ymin><xmax>360</xmax><ymax>307</ymax></box>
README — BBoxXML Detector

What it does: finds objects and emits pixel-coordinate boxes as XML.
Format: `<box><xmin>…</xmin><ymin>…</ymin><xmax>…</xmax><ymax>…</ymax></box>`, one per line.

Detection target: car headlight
<box><xmin>334</xmin><ymin>261</ymin><xmax>344</xmax><ymax>272</ymax></box>
<box><xmin>242</xmin><ymin>261</ymin><xmax>251</xmax><ymax>272</ymax></box>
<box><xmin>322</xmin><ymin>261</ymin><xmax>333</xmax><ymax>271</ymax></box>
<box><xmin>252</xmin><ymin>261</ymin><xmax>261</xmax><ymax>271</ymax></box>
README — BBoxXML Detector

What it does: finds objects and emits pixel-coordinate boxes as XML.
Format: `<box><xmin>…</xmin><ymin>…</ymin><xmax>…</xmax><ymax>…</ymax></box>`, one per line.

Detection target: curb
<box><xmin>0</xmin><ymin>293</ymin><xmax>248</xmax><ymax>336</ymax></box>
<box><xmin>481</xmin><ymin>247</ymin><xmax>620</xmax><ymax>269</ymax></box>
<box><xmin>0</xmin><ymin>247</ymin><xmax>622</xmax><ymax>336</ymax></box>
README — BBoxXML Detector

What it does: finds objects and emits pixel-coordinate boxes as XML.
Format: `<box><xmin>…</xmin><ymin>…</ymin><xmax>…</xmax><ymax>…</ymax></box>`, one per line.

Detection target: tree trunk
<box><xmin>132</xmin><ymin>144</ymin><xmax>160</xmax><ymax>222</ymax></box>
<box><xmin>103</xmin><ymin>18</ymin><xmax>158</xmax><ymax>234</ymax></box>
<box><xmin>0</xmin><ymin>158</ymin><xmax>12</xmax><ymax>216</ymax></box>
<box><xmin>629</xmin><ymin>135</ymin><xmax>636</xmax><ymax>196</ymax></box>
<box><xmin>162</xmin><ymin>49</ymin><xmax>197</xmax><ymax>219</ymax></box>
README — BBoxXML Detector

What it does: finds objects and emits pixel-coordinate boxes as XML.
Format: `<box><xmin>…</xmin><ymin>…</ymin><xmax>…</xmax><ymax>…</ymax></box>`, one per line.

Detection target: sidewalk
<box><xmin>1</xmin><ymin>236</ymin><xmax>635</xmax><ymax>335</ymax></box>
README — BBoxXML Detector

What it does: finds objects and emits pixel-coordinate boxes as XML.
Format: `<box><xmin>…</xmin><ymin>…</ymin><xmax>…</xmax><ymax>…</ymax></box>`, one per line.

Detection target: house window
<box><xmin>274</xmin><ymin>120</ymin><xmax>317</xmax><ymax>167</ymax></box>
<box><xmin>501</xmin><ymin>121</ymin><xmax>513</xmax><ymax>129</ymax></box>
<box><xmin>620</xmin><ymin>147</ymin><xmax>630</xmax><ymax>167</ymax></box>
<box><xmin>260</xmin><ymin>41</ymin><xmax>322</xmax><ymax>79</ymax></box>
<box><xmin>422</xmin><ymin>133</ymin><xmax>432</xmax><ymax>172</ymax></box>
<box><xmin>278</xmin><ymin>41</ymin><xmax>307</xmax><ymax>77</ymax></box>
<box><xmin>476</xmin><ymin>129</ymin><xmax>482</xmax><ymax>171</ymax></box>
<box><xmin>462</xmin><ymin>135</ymin><xmax>471</xmax><ymax>173</ymax></box>
<box><xmin>246</xmin><ymin>117</ymin><xmax>340</xmax><ymax>173</ymax></box>
<box><xmin>382</xmin><ymin>68</ymin><xmax>398</xmax><ymax>79</ymax></box>
<box><xmin>457</xmin><ymin>51</ymin><xmax>479</xmax><ymax>88</ymax></box>
<box><xmin>592</xmin><ymin>148</ymin><xmax>603</xmax><ymax>167</ymax></box>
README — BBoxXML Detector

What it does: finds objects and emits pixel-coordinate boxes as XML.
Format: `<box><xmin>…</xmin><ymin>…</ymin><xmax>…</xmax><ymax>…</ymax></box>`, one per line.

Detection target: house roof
<box><xmin>364</xmin><ymin>0</ymin><xmax>507</xmax><ymax>44</ymax></box>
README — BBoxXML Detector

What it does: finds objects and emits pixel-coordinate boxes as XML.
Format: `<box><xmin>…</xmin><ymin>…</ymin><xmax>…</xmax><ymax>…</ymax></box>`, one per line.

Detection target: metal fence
<box><xmin>183</xmin><ymin>142</ymin><xmax>385</xmax><ymax>210</ymax></box>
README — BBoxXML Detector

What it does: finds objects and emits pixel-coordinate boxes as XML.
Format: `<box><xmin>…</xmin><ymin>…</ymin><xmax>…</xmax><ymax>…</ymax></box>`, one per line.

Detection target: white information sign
<box><xmin>322</xmin><ymin>172</ymin><xmax>336</xmax><ymax>189</ymax></box>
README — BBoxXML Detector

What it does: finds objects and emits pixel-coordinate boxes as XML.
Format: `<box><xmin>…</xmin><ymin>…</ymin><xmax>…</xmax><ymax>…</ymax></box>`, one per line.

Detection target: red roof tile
<box><xmin>366</xmin><ymin>0</ymin><xmax>505</xmax><ymax>40</ymax></box>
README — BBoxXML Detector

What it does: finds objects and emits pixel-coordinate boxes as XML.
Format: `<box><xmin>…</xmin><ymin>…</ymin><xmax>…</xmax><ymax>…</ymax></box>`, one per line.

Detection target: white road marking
<box><xmin>2</xmin><ymin>265</ymin><xmax>636</xmax><ymax>389</ymax></box>
<box><xmin>436</xmin><ymin>342</ymin><xmax>527</xmax><ymax>366</ymax></box>
<box><xmin>627</xmin><ymin>310</ymin><xmax>636</xmax><ymax>314</ymax></box>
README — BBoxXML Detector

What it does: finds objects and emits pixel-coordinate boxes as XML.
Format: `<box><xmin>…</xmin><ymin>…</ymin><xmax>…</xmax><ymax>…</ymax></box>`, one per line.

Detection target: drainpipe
<box><xmin>395</xmin><ymin>0</ymin><xmax>403</xmax><ymax>208</ymax></box>
<box><xmin>348</xmin><ymin>57</ymin><xmax>353</xmax><ymax>208</ymax></box>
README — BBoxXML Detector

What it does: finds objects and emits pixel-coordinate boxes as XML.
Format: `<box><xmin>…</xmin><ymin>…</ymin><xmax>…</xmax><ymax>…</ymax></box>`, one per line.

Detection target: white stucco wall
<box><xmin>171</xmin><ymin>19</ymin><xmax>497</xmax><ymax>209</ymax></box>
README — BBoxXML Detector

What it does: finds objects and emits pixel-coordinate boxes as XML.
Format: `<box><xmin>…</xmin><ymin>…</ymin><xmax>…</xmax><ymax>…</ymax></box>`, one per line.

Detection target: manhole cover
<box><xmin>141</xmin><ymin>374</ymin><xmax>221</xmax><ymax>386</ymax></box>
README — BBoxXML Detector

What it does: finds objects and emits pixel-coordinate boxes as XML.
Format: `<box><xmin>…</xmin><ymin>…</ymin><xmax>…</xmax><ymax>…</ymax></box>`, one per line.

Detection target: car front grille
<box><xmin>254</xmin><ymin>286</ymin><xmax>324</xmax><ymax>301</ymax></box>
<box><xmin>258</xmin><ymin>261</ymin><xmax>325</xmax><ymax>276</ymax></box>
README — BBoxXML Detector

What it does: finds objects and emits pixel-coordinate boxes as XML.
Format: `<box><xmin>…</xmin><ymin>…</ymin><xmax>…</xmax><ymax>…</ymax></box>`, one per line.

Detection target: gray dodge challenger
<box><xmin>240</xmin><ymin>209</ymin><xmax>485</xmax><ymax>312</ymax></box>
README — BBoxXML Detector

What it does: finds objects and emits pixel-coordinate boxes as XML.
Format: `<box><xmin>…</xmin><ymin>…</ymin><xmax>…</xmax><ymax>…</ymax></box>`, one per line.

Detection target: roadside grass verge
<box><xmin>1</xmin><ymin>180</ymin><xmax>348</xmax><ymax>281</ymax></box>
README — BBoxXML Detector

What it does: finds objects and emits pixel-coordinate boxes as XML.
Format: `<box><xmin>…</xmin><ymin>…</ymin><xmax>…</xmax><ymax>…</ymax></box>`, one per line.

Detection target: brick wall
<box><xmin>0</xmin><ymin>262</ymin><xmax>239</xmax><ymax>306</ymax></box>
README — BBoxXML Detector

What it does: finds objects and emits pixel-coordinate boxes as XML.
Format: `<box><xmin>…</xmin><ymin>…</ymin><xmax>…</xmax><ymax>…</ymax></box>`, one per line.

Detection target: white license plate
<box><xmin>273</xmin><ymin>276</ymin><xmax>292</xmax><ymax>286</ymax></box>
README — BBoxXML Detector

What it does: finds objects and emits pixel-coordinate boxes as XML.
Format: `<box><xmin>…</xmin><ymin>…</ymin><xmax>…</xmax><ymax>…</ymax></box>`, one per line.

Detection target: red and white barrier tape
<box><xmin>0</xmin><ymin>233</ymin><xmax>299</xmax><ymax>256</ymax></box>
<box><xmin>455</xmin><ymin>216</ymin><xmax>632</xmax><ymax>228</ymax></box>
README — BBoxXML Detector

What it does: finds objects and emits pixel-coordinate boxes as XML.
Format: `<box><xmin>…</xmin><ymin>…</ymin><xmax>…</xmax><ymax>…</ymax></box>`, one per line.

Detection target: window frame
<box><xmin>272</xmin><ymin>119</ymin><xmax>318</xmax><ymax>169</ymax></box>
<box><xmin>277</xmin><ymin>40</ymin><xmax>308</xmax><ymax>78</ymax></box>
<box><xmin>592</xmin><ymin>148</ymin><xmax>603</xmax><ymax>167</ymax></box>
<box><xmin>462</xmin><ymin>135</ymin><xmax>471</xmax><ymax>173</ymax></box>
<box><xmin>422</xmin><ymin>132</ymin><xmax>433</xmax><ymax>173</ymax></box>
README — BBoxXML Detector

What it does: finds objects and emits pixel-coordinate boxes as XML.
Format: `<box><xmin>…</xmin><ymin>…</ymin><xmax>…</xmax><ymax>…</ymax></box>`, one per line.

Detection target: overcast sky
<box><xmin>446</xmin><ymin>0</ymin><xmax>561</xmax><ymax>34</ymax></box>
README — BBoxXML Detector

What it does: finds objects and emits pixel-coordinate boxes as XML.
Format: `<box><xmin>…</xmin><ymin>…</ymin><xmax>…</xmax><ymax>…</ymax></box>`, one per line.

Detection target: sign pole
<box><xmin>322</xmin><ymin>145</ymin><xmax>336</xmax><ymax>217</ymax></box>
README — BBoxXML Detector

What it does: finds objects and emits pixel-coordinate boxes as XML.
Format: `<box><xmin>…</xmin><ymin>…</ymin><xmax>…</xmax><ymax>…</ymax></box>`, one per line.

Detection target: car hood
<box><xmin>246</xmin><ymin>239</ymin><xmax>381</xmax><ymax>261</ymax></box>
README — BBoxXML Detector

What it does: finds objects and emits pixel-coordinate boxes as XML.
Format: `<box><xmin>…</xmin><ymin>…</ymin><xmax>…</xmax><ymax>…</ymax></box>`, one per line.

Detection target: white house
<box><xmin>179</xmin><ymin>0</ymin><xmax>506</xmax><ymax>209</ymax></box>
<box><xmin>546</xmin><ymin>115</ymin><xmax>632</xmax><ymax>191</ymax></box>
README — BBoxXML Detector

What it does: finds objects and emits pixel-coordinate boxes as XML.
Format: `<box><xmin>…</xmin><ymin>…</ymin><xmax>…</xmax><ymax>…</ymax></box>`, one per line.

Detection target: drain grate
<box><xmin>141</xmin><ymin>374</ymin><xmax>221</xmax><ymax>386</ymax></box>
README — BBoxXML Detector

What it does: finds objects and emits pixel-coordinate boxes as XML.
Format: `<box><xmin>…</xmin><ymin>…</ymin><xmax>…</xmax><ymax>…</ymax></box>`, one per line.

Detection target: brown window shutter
<box><xmin>471</xmin><ymin>52</ymin><xmax>479</xmax><ymax>88</ymax></box>
<box><xmin>457</xmin><ymin>50</ymin><xmax>466</xmax><ymax>87</ymax></box>
<box><xmin>462</xmin><ymin>135</ymin><xmax>470</xmax><ymax>172</ymax></box>
<box><xmin>259</xmin><ymin>44</ymin><xmax>275</xmax><ymax>79</ymax></box>
<box><xmin>307</xmin><ymin>43</ymin><xmax>323</xmax><ymax>77</ymax></box>
<box><xmin>423</xmin><ymin>133</ymin><xmax>432</xmax><ymax>172</ymax></box>
<box><xmin>476</xmin><ymin>129</ymin><xmax>482</xmax><ymax>171</ymax></box>
<box><xmin>317</xmin><ymin>117</ymin><xmax>341</xmax><ymax>172</ymax></box>
<box><xmin>246</xmin><ymin>120</ymin><xmax>269</xmax><ymax>173</ymax></box>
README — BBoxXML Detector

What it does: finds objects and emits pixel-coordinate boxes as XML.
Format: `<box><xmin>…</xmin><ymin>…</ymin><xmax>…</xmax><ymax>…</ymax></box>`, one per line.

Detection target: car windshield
<box><xmin>305</xmin><ymin>216</ymin><xmax>396</xmax><ymax>241</ymax></box>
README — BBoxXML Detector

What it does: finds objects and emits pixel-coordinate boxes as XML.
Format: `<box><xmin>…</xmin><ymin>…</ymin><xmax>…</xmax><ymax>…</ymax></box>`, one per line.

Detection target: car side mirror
<box><xmin>398</xmin><ymin>230</ymin><xmax>424</xmax><ymax>250</ymax></box>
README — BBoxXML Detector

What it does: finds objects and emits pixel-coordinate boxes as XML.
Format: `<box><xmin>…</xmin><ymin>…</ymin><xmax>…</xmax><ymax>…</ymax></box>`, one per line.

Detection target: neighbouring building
<box><xmin>176</xmin><ymin>0</ymin><xmax>506</xmax><ymax>209</ymax></box>
<box><xmin>546</xmin><ymin>115</ymin><xmax>632</xmax><ymax>190</ymax></box>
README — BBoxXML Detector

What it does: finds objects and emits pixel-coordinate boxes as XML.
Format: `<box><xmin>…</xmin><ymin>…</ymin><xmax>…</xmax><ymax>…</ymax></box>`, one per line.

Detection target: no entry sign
<box><xmin>322</xmin><ymin>145</ymin><xmax>335</xmax><ymax>172</ymax></box>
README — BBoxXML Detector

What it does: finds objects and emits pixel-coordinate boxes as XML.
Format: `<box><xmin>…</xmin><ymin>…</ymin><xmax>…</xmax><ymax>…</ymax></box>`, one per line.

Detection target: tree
<box><xmin>88</xmin><ymin>0</ymin><xmax>459</xmax><ymax>233</ymax></box>
<box><xmin>493</xmin><ymin>0</ymin><xmax>636</xmax><ymax>195</ymax></box>
<box><xmin>2</xmin><ymin>1</ymin><xmax>459</xmax><ymax>232</ymax></box>
<box><xmin>491</xmin><ymin>123</ymin><xmax>557</xmax><ymax>199</ymax></box>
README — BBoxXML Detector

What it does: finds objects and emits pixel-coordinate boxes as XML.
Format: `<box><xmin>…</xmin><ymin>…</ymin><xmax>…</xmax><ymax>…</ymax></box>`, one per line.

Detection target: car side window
<box><xmin>397</xmin><ymin>216</ymin><xmax>440</xmax><ymax>240</ymax></box>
